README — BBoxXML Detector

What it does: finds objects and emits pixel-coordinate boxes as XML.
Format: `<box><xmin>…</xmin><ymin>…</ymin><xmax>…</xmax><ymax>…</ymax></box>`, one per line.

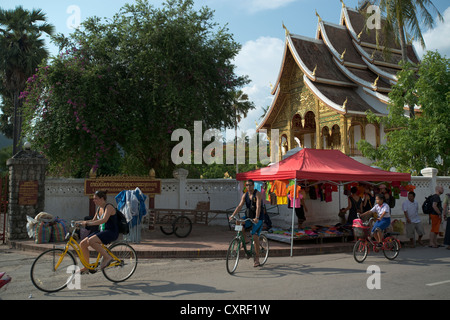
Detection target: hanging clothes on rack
<box><xmin>271</xmin><ymin>180</ymin><xmax>289</xmax><ymax>205</ymax></box>
<box><xmin>115</xmin><ymin>187</ymin><xmax>147</xmax><ymax>243</ymax></box>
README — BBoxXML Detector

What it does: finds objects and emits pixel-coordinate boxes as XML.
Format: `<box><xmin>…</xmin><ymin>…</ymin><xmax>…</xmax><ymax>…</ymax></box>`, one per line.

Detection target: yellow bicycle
<box><xmin>30</xmin><ymin>221</ymin><xmax>138</xmax><ymax>293</ymax></box>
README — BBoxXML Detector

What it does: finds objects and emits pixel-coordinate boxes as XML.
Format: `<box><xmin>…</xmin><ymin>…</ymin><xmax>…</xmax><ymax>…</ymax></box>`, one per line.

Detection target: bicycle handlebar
<box><xmin>71</xmin><ymin>220</ymin><xmax>82</xmax><ymax>228</ymax></box>
<box><xmin>356</xmin><ymin>214</ymin><xmax>377</xmax><ymax>226</ymax></box>
<box><xmin>231</xmin><ymin>216</ymin><xmax>256</xmax><ymax>224</ymax></box>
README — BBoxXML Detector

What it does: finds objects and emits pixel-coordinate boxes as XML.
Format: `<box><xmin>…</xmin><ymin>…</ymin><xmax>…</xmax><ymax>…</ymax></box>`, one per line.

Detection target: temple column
<box><xmin>340</xmin><ymin>114</ymin><xmax>349</xmax><ymax>154</ymax></box>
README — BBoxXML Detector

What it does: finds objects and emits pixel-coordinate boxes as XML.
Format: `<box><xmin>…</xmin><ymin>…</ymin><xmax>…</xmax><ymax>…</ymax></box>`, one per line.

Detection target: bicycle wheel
<box><xmin>173</xmin><ymin>216</ymin><xmax>192</xmax><ymax>238</ymax></box>
<box><xmin>226</xmin><ymin>238</ymin><xmax>241</xmax><ymax>275</ymax></box>
<box><xmin>258</xmin><ymin>234</ymin><xmax>269</xmax><ymax>266</ymax></box>
<box><xmin>383</xmin><ymin>237</ymin><xmax>400</xmax><ymax>260</ymax></box>
<box><xmin>160</xmin><ymin>214</ymin><xmax>175</xmax><ymax>235</ymax></box>
<box><xmin>353</xmin><ymin>240</ymin><xmax>368</xmax><ymax>263</ymax></box>
<box><xmin>102</xmin><ymin>242</ymin><xmax>138</xmax><ymax>283</ymax></box>
<box><xmin>30</xmin><ymin>249</ymin><xmax>77</xmax><ymax>293</ymax></box>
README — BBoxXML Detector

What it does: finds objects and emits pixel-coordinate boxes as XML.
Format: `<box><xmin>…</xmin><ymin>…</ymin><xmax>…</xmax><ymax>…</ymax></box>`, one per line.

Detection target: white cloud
<box><xmin>233</xmin><ymin>36</ymin><xmax>285</xmax><ymax>134</ymax></box>
<box><xmin>414</xmin><ymin>6</ymin><xmax>450</xmax><ymax>58</ymax></box>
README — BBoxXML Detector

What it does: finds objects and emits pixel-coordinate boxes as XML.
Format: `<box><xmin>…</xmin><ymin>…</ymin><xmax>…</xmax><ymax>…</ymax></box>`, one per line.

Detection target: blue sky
<box><xmin>4</xmin><ymin>0</ymin><xmax>450</xmax><ymax>134</ymax></box>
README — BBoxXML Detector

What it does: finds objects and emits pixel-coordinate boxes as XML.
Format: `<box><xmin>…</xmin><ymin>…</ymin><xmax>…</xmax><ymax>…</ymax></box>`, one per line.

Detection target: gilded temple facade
<box><xmin>259</xmin><ymin>2</ymin><xmax>420</xmax><ymax>164</ymax></box>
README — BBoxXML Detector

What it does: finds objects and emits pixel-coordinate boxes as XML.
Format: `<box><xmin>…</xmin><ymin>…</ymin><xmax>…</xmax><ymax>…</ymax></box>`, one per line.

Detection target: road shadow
<box><xmin>42</xmin><ymin>279</ymin><xmax>233</xmax><ymax>299</ymax></box>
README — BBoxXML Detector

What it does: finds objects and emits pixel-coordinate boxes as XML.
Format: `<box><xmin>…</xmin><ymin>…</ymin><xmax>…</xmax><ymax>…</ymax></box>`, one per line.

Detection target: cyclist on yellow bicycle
<box><xmin>360</xmin><ymin>193</ymin><xmax>391</xmax><ymax>247</ymax></box>
<box><xmin>229</xmin><ymin>180</ymin><xmax>264</xmax><ymax>267</ymax></box>
<box><xmin>76</xmin><ymin>190</ymin><xmax>118</xmax><ymax>272</ymax></box>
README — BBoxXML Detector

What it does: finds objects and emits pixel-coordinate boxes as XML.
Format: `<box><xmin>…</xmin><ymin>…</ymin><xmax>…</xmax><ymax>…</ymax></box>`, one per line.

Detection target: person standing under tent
<box><xmin>340</xmin><ymin>186</ymin><xmax>362</xmax><ymax>225</ymax></box>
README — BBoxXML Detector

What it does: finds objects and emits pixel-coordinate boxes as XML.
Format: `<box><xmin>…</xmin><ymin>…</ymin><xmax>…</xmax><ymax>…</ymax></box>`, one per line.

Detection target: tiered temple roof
<box><xmin>258</xmin><ymin>2</ymin><xmax>420</xmax><ymax>130</ymax></box>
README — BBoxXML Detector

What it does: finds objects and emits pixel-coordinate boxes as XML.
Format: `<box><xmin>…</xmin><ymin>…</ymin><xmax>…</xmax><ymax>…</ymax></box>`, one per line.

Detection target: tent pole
<box><xmin>290</xmin><ymin>178</ymin><xmax>296</xmax><ymax>257</ymax></box>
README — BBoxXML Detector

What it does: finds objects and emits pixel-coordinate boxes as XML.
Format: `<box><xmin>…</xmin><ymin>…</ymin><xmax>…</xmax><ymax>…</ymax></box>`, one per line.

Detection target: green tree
<box><xmin>0</xmin><ymin>6</ymin><xmax>54</xmax><ymax>154</ymax></box>
<box><xmin>358</xmin><ymin>51</ymin><xmax>450</xmax><ymax>175</ymax></box>
<box><xmin>21</xmin><ymin>0</ymin><xmax>252</xmax><ymax>177</ymax></box>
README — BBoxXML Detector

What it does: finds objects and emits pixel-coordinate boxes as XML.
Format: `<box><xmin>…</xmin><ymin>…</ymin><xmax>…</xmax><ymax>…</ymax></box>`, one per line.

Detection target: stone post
<box><xmin>173</xmin><ymin>168</ymin><xmax>189</xmax><ymax>209</ymax></box>
<box><xmin>6</xmin><ymin>148</ymin><xmax>48</xmax><ymax>240</ymax></box>
<box><xmin>420</xmin><ymin>167</ymin><xmax>438</xmax><ymax>194</ymax></box>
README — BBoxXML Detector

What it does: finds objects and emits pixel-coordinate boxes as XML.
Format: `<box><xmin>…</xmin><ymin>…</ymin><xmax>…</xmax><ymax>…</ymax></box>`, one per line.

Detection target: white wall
<box><xmin>44</xmin><ymin>168</ymin><xmax>450</xmax><ymax>228</ymax></box>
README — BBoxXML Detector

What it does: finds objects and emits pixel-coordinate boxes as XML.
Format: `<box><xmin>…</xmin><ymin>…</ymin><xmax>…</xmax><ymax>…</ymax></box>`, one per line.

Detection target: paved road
<box><xmin>1</xmin><ymin>245</ymin><xmax>449</xmax><ymax>301</ymax></box>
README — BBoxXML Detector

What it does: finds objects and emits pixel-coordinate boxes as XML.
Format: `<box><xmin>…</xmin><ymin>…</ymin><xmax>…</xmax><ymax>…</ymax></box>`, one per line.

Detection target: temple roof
<box><xmin>258</xmin><ymin>2</ymin><xmax>420</xmax><ymax>131</ymax></box>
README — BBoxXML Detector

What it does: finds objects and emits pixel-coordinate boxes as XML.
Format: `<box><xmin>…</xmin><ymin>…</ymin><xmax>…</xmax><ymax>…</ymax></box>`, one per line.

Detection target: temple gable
<box><xmin>258</xmin><ymin>2</ymin><xmax>419</xmax><ymax>164</ymax></box>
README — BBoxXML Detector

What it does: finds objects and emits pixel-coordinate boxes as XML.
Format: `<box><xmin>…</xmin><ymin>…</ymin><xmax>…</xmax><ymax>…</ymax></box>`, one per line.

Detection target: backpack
<box><xmin>106</xmin><ymin>203</ymin><xmax>129</xmax><ymax>234</ymax></box>
<box><xmin>115</xmin><ymin>208</ymin><xmax>129</xmax><ymax>235</ymax></box>
<box><xmin>422</xmin><ymin>195</ymin><xmax>434</xmax><ymax>214</ymax></box>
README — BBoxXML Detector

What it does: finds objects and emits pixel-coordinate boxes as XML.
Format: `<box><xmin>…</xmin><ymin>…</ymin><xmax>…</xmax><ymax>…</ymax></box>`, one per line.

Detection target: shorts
<box><xmin>372</xmin><ymin>217</ymin><xmax>391</xmax><ymax>233</ymax></box>
<box><xmin>89</xmin><ymin>230</ymin><xmax>119</xmax><ymax>245</ymax></box>
<box><xmin>430</xmin><ymin>214</ymin><xmax>441</xmax><ymax>234</ymax></box>
<box><xmin>243</xmin><ymin>216</ymin><xmax>264</xmax><ymax>236</ymax></box>
<box><xmin>405</xmin><ymin>222</ymin><xmax>425</xmax><ymax>238</ymax></box>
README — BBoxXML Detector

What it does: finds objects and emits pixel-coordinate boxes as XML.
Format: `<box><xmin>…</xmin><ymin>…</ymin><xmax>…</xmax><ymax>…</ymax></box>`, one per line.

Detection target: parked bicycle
<box><xmin>352</xmin><ymin>216</ymin><xmax>401</xmax><ymax>263</ymax></box>
<box><xmin>30</xmin><ymin>221</ymin><xmax>138</xmax><ymax>293</ymax></box>
<box><xmin>226</xmin><ymin>217</ymin><xmax>269</xmax><ymax>274</ymax></box>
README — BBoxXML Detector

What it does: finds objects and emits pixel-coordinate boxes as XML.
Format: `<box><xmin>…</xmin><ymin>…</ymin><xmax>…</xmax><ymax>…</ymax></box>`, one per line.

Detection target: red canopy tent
<box><xmin>236</xmin><ymin>149</ymin><xmax>411</xmax><ymax>182</ymax></box>
<box><xmin>235</xmin><ymin>149</ymin><xmax>411</xmax><ymax>256</ymax></box>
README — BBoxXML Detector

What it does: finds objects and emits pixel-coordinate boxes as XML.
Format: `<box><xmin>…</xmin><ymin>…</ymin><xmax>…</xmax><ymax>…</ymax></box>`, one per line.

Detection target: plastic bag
<box><xmin>26</xmin><ymin>216</ymin><xmax>38</xmax><ymax>239</ymax></box>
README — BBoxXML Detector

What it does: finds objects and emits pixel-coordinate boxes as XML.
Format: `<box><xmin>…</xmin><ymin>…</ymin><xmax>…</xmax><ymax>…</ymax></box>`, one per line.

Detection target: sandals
<box><xmin>100</xmin><ymin>257</ymin><xmax>114</xmax><ymax>270</ymax></box>
<box><xmin>253</xmin><ymin>260</ymin><xmax>261</xmax><ymax>268</ymax></box>
<box><xmin>76</xmin><ymin>268</ymin><xmax>90</xmax><ymax>275</ymax></box>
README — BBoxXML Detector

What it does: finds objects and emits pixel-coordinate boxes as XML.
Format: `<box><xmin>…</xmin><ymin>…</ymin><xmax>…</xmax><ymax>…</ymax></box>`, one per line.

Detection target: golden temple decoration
<box><xmin>372</xmin><ymin>75</ymin><xmax>379</xmax><ymax>87</ymax></box>
<box><xmin>340</xmin><ymin>0</ymin><xmax>346</xmax><ymax>8</ymax></box>
<box><xmin>282</xmin><ymin>22</ymin><xmax>290</xmax><ymax>36</ymax></box>
<box><xmin>315</xmin><ymin>10</ymin><xmax>322</xmax><ymax>23</ymax></box>
<box><xmin>312</xmin><ymin>65</ymin><xmax>317</xmax><ymax>76</ymax></box>
<box><xmin>342</xmin><ymin>97</ymin><xmax>348</xmax><ymax>110</ymax></box>
<box><xmin>357</xmin><ymin>29</ymin><xmax>363</xmax><ymax>39</ymax></box>
<box><xmin>340</xmin><ymin>48</ymin><xmax>346</xmax><ymax>60</ymax></box>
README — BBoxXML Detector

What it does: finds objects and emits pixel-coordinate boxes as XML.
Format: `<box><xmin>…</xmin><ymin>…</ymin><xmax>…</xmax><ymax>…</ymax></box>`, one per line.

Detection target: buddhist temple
<box><xmin>258</xmin><ymin>1</ymin><xmax>420</xmax><ymax>164</ymax></box>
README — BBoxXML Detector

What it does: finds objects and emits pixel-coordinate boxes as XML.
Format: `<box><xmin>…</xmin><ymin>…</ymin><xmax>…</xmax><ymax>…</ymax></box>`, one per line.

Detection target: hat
<box><xmin>379</xmin><ymin>184</ymin><xmax>387</xmax><ymax>189</ymax></box>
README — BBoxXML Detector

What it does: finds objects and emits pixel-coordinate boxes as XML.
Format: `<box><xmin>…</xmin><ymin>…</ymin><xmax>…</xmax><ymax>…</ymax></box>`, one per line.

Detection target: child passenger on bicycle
<box><xmin>360</xmin><ymin>193</ymin><xmax>391</xmax><ymax>247</ymax></box>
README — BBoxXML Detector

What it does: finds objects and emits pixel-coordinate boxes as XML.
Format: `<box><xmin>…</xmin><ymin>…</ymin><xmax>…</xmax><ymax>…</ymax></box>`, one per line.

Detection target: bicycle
<box><xmin>226</xmin><ymin>217</ymin><xmax>269</xmax><ymax>275</ymax></box>
<box><xmin>352</xmin><ymin>217</ymin><xmax>401</xmax><ymax>263</ymax></box>
<box><xmin>30</xmin><ymin>221</ymin><xmax>138</xmax><ymax>293</ymax></box>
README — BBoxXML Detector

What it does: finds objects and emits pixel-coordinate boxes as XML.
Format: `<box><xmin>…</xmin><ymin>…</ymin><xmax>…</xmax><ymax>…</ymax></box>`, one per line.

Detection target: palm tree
<box><xmin>364</xmin><ymin>0</ymin><xmax>443</xmax><ymax>119</ymax></box>
<box><xmin>0</xmin><ymin>6</ymin><xmax>54</xmax><ymax>154</ymax></box>
<box><xmin>231</xmin><ymin>90</ymin><xmax>255</xmax><ymax>173</ymax></box>
<box><xmin>368</xmin><ymin>0</ymin><xmax>443</xmax><ymax>63</ymax></box>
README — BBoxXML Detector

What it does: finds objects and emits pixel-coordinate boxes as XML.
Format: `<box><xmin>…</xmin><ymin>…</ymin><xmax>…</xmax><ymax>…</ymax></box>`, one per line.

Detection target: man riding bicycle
<box><xmin>229</xmin><ymin>179</ymin><xmax>265</xmax><ymax>267</ymax></box>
